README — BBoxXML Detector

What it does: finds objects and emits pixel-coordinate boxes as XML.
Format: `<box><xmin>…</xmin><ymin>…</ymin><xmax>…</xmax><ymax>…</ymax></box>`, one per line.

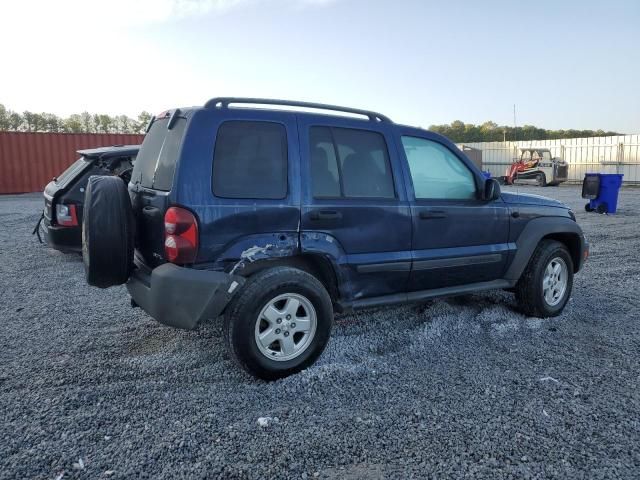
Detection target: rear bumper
<box><xmin>126</xmin><ymin>262</ymin><xmax>245</xmax><ymax>330</ymax></box>
<box><xmin>43</xmin><ymin>217</ymin><xmax>82</xmax><ymax>253</ymax></box>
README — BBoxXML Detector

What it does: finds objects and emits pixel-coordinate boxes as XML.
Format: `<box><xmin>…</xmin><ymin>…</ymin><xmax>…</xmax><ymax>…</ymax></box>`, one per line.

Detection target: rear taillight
<box><xmin>164</xmin><ymin>207</ymin><xmax>198</xmax><ymax>264</ymax></box>
<box><xmin>56</xmin><ymin>204</ymin><xmax>78</xmax><ymax>226</ymax></box>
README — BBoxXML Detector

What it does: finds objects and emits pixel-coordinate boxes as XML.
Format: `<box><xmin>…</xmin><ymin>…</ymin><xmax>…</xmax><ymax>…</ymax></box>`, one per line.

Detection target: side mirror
<box><xmin>484</xmin><ymin>178</ymin><xmax>501</xmax><ymax>201</ymax></box>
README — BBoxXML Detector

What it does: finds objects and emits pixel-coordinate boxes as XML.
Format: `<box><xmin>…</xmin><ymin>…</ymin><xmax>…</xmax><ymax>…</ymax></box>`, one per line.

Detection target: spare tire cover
<box><xmin>82</xmin><ymin>175</ymin><xmax>134</xmax><ymax>288</ymax></box>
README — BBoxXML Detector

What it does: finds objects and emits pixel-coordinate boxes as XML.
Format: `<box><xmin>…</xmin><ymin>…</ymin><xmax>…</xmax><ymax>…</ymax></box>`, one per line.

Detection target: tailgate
<box><xmin>129</xmin><ymin>112</ymin><xmax>187</xmax><ymax>267</ymax></box>
<box><xmin>130</xmin><ymin>185</ymin><xmax>171</xmax><ymax>267</ymax></box>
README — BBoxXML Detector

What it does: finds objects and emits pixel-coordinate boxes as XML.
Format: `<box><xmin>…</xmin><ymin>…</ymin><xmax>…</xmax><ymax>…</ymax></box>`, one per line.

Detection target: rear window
<box><xmin>55</xmin><ymin>157</ymin><xmax>91</xmax><ymax>188</ymax></box>
<box><xmin>212</xmin><ymin>121</ymin><xmax>288</xmax><ymax>199</ymax></box>
<box><xmin>131</xmin><ymin>117</ymin><xmax>186</xmax><ymax>191</ymax></box>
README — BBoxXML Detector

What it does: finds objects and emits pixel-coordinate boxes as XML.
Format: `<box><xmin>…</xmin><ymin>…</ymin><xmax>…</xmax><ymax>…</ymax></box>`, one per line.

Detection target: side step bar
<box><xmin>342</xmin><ymin>279</ymin><xmax>512</xmax><ymax>311</ymax></box>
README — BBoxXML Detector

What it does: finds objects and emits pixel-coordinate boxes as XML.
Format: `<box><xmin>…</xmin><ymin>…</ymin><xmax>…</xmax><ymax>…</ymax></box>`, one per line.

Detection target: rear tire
<box><xmin>515</xmin><ymin>240</ymin><xmax>573</xmax><ymax>318</ymax></box>
<box><xmin>224</xmin><ymin>267</ymin><xmax>333</xmax><ymax>380</ymax></box>
<box><xmin>585</xmin><ymin>203</ymin><xmax>594</xmax><ymax>212</ymax></box>
<box><xmin>82</xmin><ymin>176</ymin><xmax>134</xmax><ymax>288</ymax></box>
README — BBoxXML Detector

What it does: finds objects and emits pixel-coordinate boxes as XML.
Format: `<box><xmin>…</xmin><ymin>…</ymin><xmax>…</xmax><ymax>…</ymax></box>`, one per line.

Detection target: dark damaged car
<box><xmin>37</xmin><ymin>145</ymin><xmax>139</xmax><ymax>252</ymax></box>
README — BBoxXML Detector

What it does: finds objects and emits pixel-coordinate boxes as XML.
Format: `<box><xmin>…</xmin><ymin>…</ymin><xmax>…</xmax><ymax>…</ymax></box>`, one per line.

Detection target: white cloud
<box><xmin>0</xmin><ymin>0</ymin><xmax>344</xmax><ymax>34</ymax></box>
<box><xmin>0</xmin><ymin>0</ymin><xmax>347</xmax><ymax>117</ymax></box>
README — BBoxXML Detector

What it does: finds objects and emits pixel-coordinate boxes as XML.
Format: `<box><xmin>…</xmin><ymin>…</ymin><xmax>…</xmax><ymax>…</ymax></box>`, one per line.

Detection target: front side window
<box><xmin>309</xmin><ymin>126</ymin><xmax>395</xmax><ymax>198</ymax></box>
<box><xmin>212</xmin><ymin>121</ymin><xmax>288</xmax><ymax>199</ymax></box>
<box><xmin>401</xmin><ymin>136</ymin><xmax>476</xmax><ymax>200</ymax></box>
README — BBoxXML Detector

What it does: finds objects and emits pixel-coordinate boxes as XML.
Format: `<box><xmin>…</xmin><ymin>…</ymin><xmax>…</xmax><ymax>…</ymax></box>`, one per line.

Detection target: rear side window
<box><xmin>131</xmin><ymin>117</ymin><xmax>186</xmax><ymax>191</ymax></box>
<box><xmin>309</xmin><ymin>127</ymin><xmax>340</xmax><ymax>197</ymax></box>
<box><xmin>309</xmin><ymin>126</ymin><xmax>395</xmax><ymax>198</ymax></box>
<box><xmin>212</xmin><ymin>121</ymin><xmax>287</xmax><ymax>199</ymax></box>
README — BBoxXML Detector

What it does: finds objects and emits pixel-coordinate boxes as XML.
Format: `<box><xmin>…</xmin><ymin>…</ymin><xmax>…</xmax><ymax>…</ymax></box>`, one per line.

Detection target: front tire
<box><xmin>536</xmin><ymin>173</ymin><xmax>547</xmax><ymax>187</ymax></box>
<box><xmin>515</xmin><ymin>240</ymin><xmax>573</xmax><ymax>317</ymax></box>
<box><xmin>224</xmin><ymin>267</ymin><xmax>333</xmax><ymax>380</ymax></box>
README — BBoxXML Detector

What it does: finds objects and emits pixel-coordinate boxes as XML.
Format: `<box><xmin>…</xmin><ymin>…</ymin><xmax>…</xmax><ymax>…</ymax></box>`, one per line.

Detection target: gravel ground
<box><xmin>1</xmin><ymin>185</ymin><xmax>639</xmax><ymax>479</ymax></box>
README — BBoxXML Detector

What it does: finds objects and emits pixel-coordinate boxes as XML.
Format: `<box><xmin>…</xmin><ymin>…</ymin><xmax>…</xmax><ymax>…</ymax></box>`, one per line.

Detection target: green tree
<box><xmin>429</xmin><ymin>121</ymin><xmax>622</xmax><ymax>143</ymax></box>
<box><xmin>80</xmin><ymin>112</ymin><xmax>94</xmax><ymax>133</ymax></box>
<box><xmin>63</xmin><ymin>114</ymin><xmax>84</xmax><ymax>133</ymax></box>
<box><xmin>94</xmin><ymin>114</ymin><xmax>113</xmax><ymax>133</ymax></box>
<box><xmin>42</xmin><ymin>113</ymin><xmax>61</xmax><ymax>132</ymax></box>
<box><xmin>8</xmin><ymin>112</ymin><xmax>22</xmax><ymax>130</ymax></box>
<box><xmin>137</xmin><ymin>111</ymin><xmax>152</xmax><ymax>133</ymax></box>
<box><xmin>0</xmin><ymin>104</ymin><xmax>8</xmax><ymax>130</ymax></box>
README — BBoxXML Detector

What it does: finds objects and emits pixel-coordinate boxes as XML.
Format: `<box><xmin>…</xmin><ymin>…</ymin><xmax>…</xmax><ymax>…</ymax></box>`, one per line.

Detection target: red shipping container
<box><xmin>0</xmin><ymin>132</ymin><xmax>145</xmax><ymax>194</ymax></box>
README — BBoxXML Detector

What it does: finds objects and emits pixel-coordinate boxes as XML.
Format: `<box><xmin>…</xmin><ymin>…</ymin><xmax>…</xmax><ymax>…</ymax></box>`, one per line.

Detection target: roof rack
<box><xmin>204</xmin><ymin>97</ymin><xmax>392</xmax><ymax>123</ymax></box>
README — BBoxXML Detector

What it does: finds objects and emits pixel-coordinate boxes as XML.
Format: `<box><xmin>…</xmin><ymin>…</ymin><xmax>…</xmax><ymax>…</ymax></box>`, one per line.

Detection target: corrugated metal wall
<box><xmin>459</xmin><ymin>135</ymin><xmax>640</xmax><ymax>184</ymax></box>
<box><xmin>0</xmin><ymin>132</ymin><xmax>145</xmax><ymax>194</ymax></box>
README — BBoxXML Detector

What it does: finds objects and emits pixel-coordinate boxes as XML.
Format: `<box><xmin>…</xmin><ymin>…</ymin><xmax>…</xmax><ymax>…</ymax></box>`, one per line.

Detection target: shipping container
<box><xmin>0</xmin><ymin>132</ymin><xmax>145</xmax><ymax>194</ymax></box>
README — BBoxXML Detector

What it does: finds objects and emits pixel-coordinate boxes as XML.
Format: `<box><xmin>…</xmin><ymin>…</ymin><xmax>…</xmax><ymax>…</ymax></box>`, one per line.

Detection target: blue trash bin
<box><xmin>582</xmin><ymin>173</ymin><xmax>624</xmax><ymax>214</ymax></box>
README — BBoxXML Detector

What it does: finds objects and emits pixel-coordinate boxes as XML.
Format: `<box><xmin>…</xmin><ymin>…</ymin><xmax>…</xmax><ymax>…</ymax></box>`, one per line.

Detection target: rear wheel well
<box><xmin>541</xmin><ymin>233</ymin><xmax>581</xmax><ymax>272</ymax></box>
<box><xmin>235</xmin><ymin>255</ymin><xmax>340</xmax><ymax>306</ymax></box>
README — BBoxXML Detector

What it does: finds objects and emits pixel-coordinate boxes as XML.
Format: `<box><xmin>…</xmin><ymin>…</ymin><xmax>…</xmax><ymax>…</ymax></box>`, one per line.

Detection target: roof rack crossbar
<box><xmin>204</xmin><ymin>97</ymin><xmax>392</xmax><ymax>123</ymax></box>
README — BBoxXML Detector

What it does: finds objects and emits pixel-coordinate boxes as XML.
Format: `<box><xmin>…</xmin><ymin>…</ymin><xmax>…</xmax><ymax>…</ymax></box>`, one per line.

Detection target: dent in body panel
<box><xmin>300</xmin><ymin>231</ymin><xmax>354</xmax><ymax>302</ymax></box>
<box><xmin>201</xmin><ymin>232</ymin><xmax>300</xmax><ymax>273</ymax></box>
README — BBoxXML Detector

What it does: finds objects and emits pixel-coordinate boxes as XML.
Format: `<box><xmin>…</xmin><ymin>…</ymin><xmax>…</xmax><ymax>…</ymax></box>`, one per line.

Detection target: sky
<box><xmin>1</xmin><ymin>0</ymin><xmax>639</xmax><ymax>132</ymax></box>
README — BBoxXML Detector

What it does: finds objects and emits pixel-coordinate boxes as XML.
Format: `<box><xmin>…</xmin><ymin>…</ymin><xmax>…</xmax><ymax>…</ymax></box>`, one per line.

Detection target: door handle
<box><xmin>310</xmin><ymin>210</ymin><xmax>342</xmax><ymax>221</ymax></box>
<box><xmin>419</xmin><ymin>210</ymin><xmax>447</xmax><ymax>219</ymax></box>
<box><xmin>142</xmin><ymin>206</ymin><xmax>159</xmax><ymax>215</ymax></box>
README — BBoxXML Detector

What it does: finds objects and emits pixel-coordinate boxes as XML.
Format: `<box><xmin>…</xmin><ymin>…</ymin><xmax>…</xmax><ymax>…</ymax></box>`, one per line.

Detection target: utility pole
<box><xmin>513</xmin><ymin>104</ymin><xmax>517</xmax><ymax>143</ymax></box>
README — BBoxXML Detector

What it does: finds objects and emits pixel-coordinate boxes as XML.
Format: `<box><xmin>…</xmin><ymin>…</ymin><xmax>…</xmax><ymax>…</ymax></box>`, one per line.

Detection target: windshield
<box><xmin>131</xmin><ymin>116</ymin><xmax>187</xmax><ymax>191</ymax></box>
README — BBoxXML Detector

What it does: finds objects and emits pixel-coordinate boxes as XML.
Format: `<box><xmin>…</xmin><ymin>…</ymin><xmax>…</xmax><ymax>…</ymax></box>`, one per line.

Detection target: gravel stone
<box><xmin>1</xmin><ymin>185</ymin><xmax>639</xmax><ymax>479</ymax></box>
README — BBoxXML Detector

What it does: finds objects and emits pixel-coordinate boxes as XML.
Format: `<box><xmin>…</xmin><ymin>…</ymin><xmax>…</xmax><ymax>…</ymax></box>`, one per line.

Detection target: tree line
<box><xmin>0</xmin><ymin>103</ymin><xmax>151</xmax><ymax>134</ymax></box>
<box><xmin>429</xmin><ymin>120</ymin><xmax>621</xmax><ymax>143</ymax></box>
<box><xmin>1</xmin><ymin>103</ymin><xmax>623</xmax><ymax>141</ymax></box>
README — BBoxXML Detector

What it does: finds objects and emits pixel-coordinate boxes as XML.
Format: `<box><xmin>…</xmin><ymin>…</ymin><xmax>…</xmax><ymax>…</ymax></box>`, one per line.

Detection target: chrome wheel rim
<box><xmin>254</xmin><ymin>293</ymin><xmax>317</xmax><ymax>362</ymax></box>
<box><xmin>542</xmin><ymin>257</ymin><xmax>568</xmax><ymax>307</ymax></box>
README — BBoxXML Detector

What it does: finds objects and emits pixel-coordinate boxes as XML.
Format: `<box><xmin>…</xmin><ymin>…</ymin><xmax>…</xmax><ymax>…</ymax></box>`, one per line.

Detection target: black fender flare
<box><xmin>504</xmin><ymin>216</ymin><xmax>587</xmax><ymax>283</ymax></box>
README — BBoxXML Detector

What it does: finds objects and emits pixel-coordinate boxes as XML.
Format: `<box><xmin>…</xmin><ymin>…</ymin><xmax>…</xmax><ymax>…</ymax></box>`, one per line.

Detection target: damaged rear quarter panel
<box><xmin>173</xmin><ymin>108</ymin><xmax>303</xmax><ymax>267</ymax></box>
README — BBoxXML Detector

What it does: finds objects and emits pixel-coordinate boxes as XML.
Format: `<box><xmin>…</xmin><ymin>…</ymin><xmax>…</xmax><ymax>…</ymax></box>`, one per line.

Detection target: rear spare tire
<box><xmin>82</xmin><ymin>175</ymin><xmax>134</xmax><ymax>288</ymax></box>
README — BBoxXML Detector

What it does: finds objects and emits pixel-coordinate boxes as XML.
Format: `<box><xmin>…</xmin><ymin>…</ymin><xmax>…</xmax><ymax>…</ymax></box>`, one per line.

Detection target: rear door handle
<box><xmin>310</xmin><ymin>210</ymin><xmax>342</xmax><ymax>221</ymax></box>
<box><xmin>142</xmin><ymin>206</ymin><xmax>159</xmax><ymax>216</ymax></box>
<box><xmin>419</xmin><ymin>210</ymin><xmax>447</xmax><ymax>219</ymax></box>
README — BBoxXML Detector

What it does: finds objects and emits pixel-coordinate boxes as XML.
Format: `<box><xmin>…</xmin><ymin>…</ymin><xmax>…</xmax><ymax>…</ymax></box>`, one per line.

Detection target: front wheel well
<box><xmin>541</xmin><ymin>232</ymin><xmax>581</xmax><ymax>272</ymax></box>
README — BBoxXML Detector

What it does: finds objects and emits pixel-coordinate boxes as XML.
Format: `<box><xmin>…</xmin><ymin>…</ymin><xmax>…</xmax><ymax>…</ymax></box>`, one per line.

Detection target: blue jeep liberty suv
<box><xmin>82</xmin><ymin>98</ymin><xmax>588</xmax><ymax>380</ymax></box>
